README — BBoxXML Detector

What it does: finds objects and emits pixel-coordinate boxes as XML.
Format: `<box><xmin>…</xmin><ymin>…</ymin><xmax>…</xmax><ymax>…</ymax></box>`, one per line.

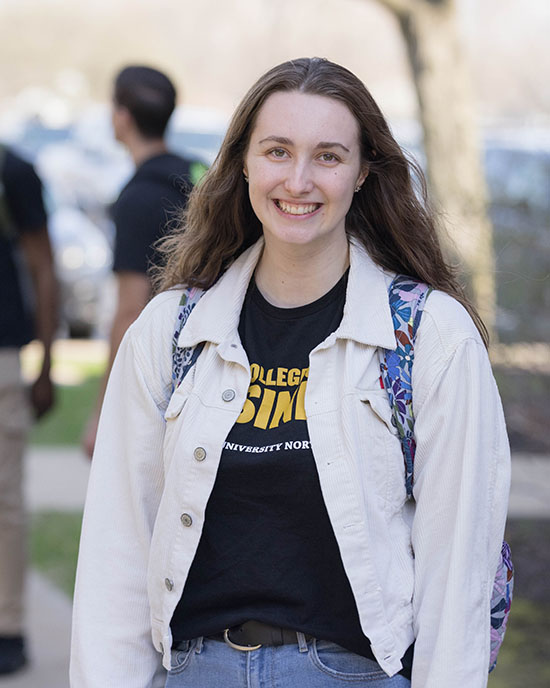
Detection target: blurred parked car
<box><xmin>167</xmin><ymin>105</ymin><xmax>227</xmax><ymax>165</ymax></box>
<box><xmin>48</xmin><ymin>203</ymin><xmax>114</xmax><ymax>338</ymax></box>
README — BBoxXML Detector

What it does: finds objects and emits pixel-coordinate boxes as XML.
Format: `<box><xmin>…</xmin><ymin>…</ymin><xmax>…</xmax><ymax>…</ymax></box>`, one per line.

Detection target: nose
<box><xmin>283</xmin><ymin>160</ymin><xmax>314</xmax><ymax>196</ymax></box>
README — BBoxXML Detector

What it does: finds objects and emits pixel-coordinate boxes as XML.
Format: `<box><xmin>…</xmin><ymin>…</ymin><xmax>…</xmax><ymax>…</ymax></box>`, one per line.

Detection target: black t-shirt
<box><xmin>0</xmin><ymin>147</ymin><xmax>47</xmax><ymax>347</ymax></box>
<box><xmin>171</xmin><ymin>271</ymin><xmax>383</xmax><ymax>659</ymax></box>
<box><xmin>112</xmin><ymin>152</ymin><xmax>198</xmax><ymax>275</ymax></box>
<box><xmin>171</xmin><ymin>273</ymin><xmax>414</xmax><ymax>675</ymax></box>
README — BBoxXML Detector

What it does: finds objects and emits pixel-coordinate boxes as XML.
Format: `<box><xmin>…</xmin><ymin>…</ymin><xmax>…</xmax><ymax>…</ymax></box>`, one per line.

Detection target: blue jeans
<box><xmin>164</xmin><ymin>634</ymin><xmax>411</xmax><ymax>687</ymax></box>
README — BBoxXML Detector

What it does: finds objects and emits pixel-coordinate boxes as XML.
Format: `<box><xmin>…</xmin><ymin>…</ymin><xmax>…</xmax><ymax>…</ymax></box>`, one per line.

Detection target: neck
<box><xmin>126</xmin><ymin>137</ymin><xmax>168</xmax><ymax>167</ymax></box>
<box><xmin>255</xmin><ymin>236</ymin><xmax>350</xmax><ymax>308</ymax></box>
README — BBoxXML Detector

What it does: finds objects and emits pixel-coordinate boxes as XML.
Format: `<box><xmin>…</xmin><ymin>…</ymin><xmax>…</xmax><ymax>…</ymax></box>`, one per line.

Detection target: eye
<box><xmin>268</xmin><ymin>148</ymin><xmax>288</xmax><ymax>159</ymax></box>
<box><xmin>319</xmin><ymin>152</ymin><xmax>340</xmax><ymax>163</ymax></box>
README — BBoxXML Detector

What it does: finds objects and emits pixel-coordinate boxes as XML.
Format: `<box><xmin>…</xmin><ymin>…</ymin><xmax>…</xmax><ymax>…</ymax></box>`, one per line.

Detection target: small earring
<box><xmin>243</xmin><ymin>172</ymin><xmax>249</xmax><ymax>183</ymax></box>
<box><xmin>354</xmin><ymin>185</ymin><xmax>362</xmax><ymax>193</ymax></box>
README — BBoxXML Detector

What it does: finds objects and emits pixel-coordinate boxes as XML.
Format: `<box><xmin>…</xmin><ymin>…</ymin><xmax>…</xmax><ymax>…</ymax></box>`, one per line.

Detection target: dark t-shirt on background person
<box><xmin>170</xmin><ymin>272</ymin><xmax>413</xmax><ymax>677</ymax></box>
<box><xmin>112</xmin><ymin>152</ymin><xmax>204</xmax><ymax>275</ymax></box>
<box><xmin>0</xmin><ymin>147</ymin><xmax>48</xmax><ymax>348</ymax></box>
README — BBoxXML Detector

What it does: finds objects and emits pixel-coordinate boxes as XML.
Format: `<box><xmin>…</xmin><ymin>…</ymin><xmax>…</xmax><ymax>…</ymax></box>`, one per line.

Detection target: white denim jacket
<box><xmin>71</xmin><ymin>238</ymin><xmax>510</xmax><ymax>688</ymax></box>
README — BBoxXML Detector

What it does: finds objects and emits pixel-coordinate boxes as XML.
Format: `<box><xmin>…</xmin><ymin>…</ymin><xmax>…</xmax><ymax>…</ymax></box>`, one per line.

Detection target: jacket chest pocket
<box><xmin>358</xmin><ymin>389</ymin><xmax>397</xmax><ymax>435</ymax></box>
<box><xmin>164</xmin><ymin>373</ymin><xmax>195</xmax><ymax>421</ymax></box>
<box><xmin>356</xmin><ymin>389</ymin><xmax>407</xmax><ymax>506</ymax></box>
<box><xmin>162</xmin><ymin>377</ymin><xmax>195</xmax><ymax>473</ymax></box>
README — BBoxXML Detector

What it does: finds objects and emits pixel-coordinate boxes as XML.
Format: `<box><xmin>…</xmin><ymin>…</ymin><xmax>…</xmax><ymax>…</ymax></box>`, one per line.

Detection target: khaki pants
<box><xmin>0</xmin><ymin>349</ymin><xmax>31</xmax><ymax>635</ymax></box>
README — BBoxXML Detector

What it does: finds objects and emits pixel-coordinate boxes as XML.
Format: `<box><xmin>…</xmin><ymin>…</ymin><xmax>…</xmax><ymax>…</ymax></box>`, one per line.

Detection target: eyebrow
<box><xmin>258</xmin><ymin>136</ymin><xmax>351</xmax><ymax>154</ymax></box>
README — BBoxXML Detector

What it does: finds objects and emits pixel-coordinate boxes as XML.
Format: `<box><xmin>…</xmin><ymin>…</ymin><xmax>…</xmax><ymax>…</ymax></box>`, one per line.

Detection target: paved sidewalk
<box><xmin>0</xmin><ymin>447</ymin><xmax>88</xmax><ymax>688</ymax></box>
<box><xmin>24</xmin><ymin>446</ymin><xmax>90</xmax><ymax>512</ymax></box>
<box><xmin>508</xmin><ymin>453</ymin><xmax>550</xmax><ymax>518</ymax></box>
<box><xmin>2</xmin><ymin>447</ymin><xmax>548</xmax><ymax>688</ymax></box>
<box><xmin>23</xmin><ymin>446</ymin><xmax>550</xmax><ymax>518</ymax></box>
<box><xmin>22</xmin><ymin>447</ymin><xmax>550</xmax><ymax>518</ymax></box>
<box><xmin>0</xmin><ymin>573</ymin><xmax>71</xmax><ymax>688</ymax></box>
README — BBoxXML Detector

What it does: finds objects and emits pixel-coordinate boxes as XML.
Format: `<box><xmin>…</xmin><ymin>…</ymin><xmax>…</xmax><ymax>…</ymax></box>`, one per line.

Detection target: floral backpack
<box><xmin>171</xmin><ymin>276</ymin><xmax>514</xmax><ymax>672</ymax></box>
<box><xmin>379</xmin><ymin>276</ymin><xmax>514</xmax><ymax>673</ymax></box>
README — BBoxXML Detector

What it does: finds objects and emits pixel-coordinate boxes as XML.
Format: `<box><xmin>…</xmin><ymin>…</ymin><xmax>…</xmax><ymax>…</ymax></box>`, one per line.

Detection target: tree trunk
<box><xmin>375</xmin><ymin>0</ymin><xmax>496</xmax><ymax>337</ymax></box>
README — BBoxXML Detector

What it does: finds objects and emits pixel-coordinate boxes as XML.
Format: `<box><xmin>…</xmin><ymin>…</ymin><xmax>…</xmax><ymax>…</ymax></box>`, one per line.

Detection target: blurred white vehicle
<box><xmin>167</xmin><ymin>105</ymin><xmax>228</xmax><ymax>165</ymax></box>
<box><xmin>48</xmin><ymin>205</ymin><xmax>114</xmax><ymax>338</ymax></box>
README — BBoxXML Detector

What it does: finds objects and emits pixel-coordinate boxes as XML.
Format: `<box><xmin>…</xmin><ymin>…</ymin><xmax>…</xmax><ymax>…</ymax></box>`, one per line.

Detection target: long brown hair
<box><xmin>153</xmin><ymin>57</ymin><xmax>488</xmax><ymax>345</ymax></box>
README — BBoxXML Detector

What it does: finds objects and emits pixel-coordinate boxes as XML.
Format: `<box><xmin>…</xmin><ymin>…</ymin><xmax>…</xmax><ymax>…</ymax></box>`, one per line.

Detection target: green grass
<box><xmin>30</xmin><ymin>510</ymin><xmax>83</xmax><ymax>597</ymax></box>
<box><xmin>488</xmin><ymin>599</ymin><xmax>550</xmax><ymax>687</ymax></box>
<box><xmin>30</xmin><ymin>375</ymin><xmax>101</xmax><ymax>446</ymax></box>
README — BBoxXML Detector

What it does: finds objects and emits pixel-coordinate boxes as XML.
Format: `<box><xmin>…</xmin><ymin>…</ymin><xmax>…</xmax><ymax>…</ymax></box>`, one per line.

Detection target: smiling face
<box><xmin>243</xmin><ymin>90</ymin><xmax>367</xmax><ymax>256</ymax></box>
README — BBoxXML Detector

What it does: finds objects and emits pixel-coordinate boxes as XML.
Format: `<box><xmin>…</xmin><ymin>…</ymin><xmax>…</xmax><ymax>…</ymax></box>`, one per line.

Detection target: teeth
<box><xmin>277</xmin><ymin>200</ymin><xmax>319</xmax><ymax>215</ymax></box>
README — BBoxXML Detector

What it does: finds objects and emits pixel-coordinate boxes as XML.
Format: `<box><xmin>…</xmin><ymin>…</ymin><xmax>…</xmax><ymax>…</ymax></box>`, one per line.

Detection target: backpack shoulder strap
<box><xmin>379</xmin><ymin>275</ymin><xmax>432</xmax><ymax>498</ymax></box>
<box><xmin>171</xmin><ymin>286</ymin><xmax>205</xmax><ymax>393</ymax></box>
<box><xmin>381</xmin><ymin>276</ymin><xmax>514</xmax><ymax>672</ymax></box>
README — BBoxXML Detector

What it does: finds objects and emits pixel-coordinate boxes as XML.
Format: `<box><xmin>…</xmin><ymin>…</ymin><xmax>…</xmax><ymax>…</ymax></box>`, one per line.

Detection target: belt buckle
<box><xmin>223</xmin><ymin>628</ymin><xmax>262</xmax><ymax>651</ymax></box>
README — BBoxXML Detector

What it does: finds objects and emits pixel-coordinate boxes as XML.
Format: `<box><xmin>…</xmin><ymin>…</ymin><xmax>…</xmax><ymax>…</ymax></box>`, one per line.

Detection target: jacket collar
<box><xmin>338</xmin><ymin>237</ymin><xmax>397</xmax><ymax>349</ymax></box>
<box><xmin>177</xmin><ymin>239</ymin><xmax>264</xmax><ymax>348</ymax></box>
<box><xmin>178</xmin><ymin>237</ymin><xmax>397</xmax><ymax>351</ymax></box>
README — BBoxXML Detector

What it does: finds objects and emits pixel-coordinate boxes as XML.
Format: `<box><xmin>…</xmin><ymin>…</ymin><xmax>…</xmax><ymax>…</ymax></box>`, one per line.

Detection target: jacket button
<box><xmin>164</xmin><ymin>578</ymin><xmax>174</xmax><ymax>591</ymax></box>
<box><xmin>193</xmin><ymin>447</ymin><xmax>206</xmax><ymax>461</ymax></box>
<box><xmin>222</xmin><ymin>388</ymin><xmax>236</xmax><ymax>402</ymax></box>
<box><xmin>180</xmin><ymin>513</ymin><xmax>193</xmax><ymax>527</ymax></box>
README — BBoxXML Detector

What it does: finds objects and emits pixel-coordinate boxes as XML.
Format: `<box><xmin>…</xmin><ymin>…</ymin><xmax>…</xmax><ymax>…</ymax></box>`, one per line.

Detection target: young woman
<box><xmin>71</xmin><ymin>58</ymin><xmax>510</xmax><ymax>688</ymax></box>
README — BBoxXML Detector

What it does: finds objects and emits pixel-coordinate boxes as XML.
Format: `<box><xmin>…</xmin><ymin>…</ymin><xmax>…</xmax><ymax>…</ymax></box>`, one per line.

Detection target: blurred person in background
<box><xmin>83</xmin><ymin>65</ymin><xmax>205</xmax><ymax>457</ymax></box>
<box><xmin>0</xmin><ymin>143</ymin><xmax>57</xmax><ymax>674</ymax></box>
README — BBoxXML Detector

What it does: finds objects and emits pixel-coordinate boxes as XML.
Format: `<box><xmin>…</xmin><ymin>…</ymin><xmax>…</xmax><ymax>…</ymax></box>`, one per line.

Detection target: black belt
<box><xmin>210</xmin><ymin>621</ymin><xmax>311</xmax><ymax>651</ymax></box>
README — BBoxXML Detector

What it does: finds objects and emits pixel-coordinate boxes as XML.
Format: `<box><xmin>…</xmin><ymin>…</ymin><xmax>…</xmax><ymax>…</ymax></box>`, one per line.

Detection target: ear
<box><xmin>357</xmin><ymin>164</ymin><xmax>369</xmax><ymax>188</ymax></box>
<box><xmin>119</xmin><ymin>106</ymin><xmax>134</xmax><ymax>128</ymax></box>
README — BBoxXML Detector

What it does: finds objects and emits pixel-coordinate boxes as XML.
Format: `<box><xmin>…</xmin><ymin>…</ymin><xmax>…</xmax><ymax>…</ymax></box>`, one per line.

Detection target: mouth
<box><xmin>274</xmin><ymin>199</ymin><xmax>322</xmax><ymax>216</ymax></box>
